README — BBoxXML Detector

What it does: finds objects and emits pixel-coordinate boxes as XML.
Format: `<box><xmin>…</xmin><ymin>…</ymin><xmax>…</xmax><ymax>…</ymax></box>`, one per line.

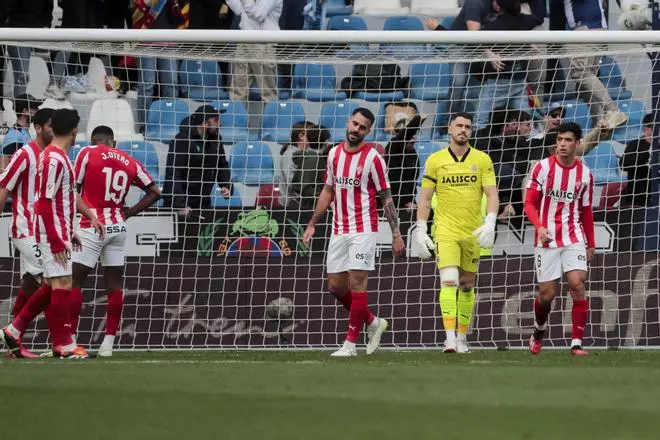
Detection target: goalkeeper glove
<box><xmin>472</xmin><ymin>213</ymin><xmax>497</xmax><ymax>248</ymax></box>
<box><xmin>413</xmin><ymin>220</ymin><xmax>435</xmax><ymax>260</ymax></box>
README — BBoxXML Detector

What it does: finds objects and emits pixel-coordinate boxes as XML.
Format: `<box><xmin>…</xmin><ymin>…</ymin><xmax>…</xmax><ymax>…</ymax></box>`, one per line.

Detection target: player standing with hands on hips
<box><xmin>303</xmin><ymin>108</ymin><xmax>405</xmax><ymax>357</ymax></box>
<box><xmin>524</xmin><ymin>122</ymin><xmax>595</xmax><ymax>356</ymax></box>
<box><xmin>414</xmin><ymin>112</ymin><xmax>499</xmax><ymax>353</ymax></box>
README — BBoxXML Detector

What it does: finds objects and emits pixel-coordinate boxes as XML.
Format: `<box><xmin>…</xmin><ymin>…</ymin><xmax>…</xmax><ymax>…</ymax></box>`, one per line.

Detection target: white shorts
<box><xmin>326</xmin><ymin>232</ymin><xmax>377</xmax><ymax>274</ymax></box>
<box><xmin>40</xmin><ymin>241</ymin><xmax>72</xmax><ymax>279</ymax></box>
<box><xmin>72</xmin><ymin>225</ymin><xmax>127</xmax><ymax>269</ymax></box>
<box><xmin>534</xmin><ymin>242</ymin><xmax>588</xmax><ymax>283</ymax></box>
<box><xmin>12</xmin><ymin>236</ymin><xmax>43</xmax><ymax>278</ymax></box>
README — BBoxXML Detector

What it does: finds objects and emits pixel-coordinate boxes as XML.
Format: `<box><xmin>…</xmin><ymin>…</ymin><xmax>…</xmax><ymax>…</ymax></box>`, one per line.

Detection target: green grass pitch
<box><xmin>2</xmin><ymin>350</ymin><xmax>660</xmax><ymax>440</ymax></box>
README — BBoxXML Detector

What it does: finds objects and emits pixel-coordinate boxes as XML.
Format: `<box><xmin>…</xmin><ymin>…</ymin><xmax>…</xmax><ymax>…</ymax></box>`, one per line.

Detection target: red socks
<box><xmin>12</xmin><ymin>289</ymin><xmax>30</xmax><ymax>318</ymax></box>
<box><xmin>47</xmin><ymin>288</ymin><xmax>74</xmax><ymax>348</ymax></box>
<box><xmin>69</xmin><ymin>288</ymin><xmax>83</xmax><ymax>337</ymax></box>
<box><xmin>12</xmin><ymin>284</ymin><xmax>52</xmax><ymax>335</ymax></box>
<box><xmin>534</xmin><ymin>296</ymin><xmax>552</xmax><ymax>328</ymax></box>
<box><xmin>346</xmin><ymin>291</ymin><xmax>368</xmax><ymax>343</ymax></box>
<box><xmin>106</xmin><ymin>290</ymin><xmax>124</xmax><ymax>336</ymax></box>
<box><xmin>572</xmin><ymin>299</ymin><xmax>589</xmax><ymax>341</ymax></box>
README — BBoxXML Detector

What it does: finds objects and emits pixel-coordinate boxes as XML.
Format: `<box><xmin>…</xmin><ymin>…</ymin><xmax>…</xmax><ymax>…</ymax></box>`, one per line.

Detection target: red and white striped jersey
<box><xmin>35</xmin><ymin>146</ymin><xmax>76</xmax><ymax>244</ymax></box>
<box><xmin>526</xmin><ymin>156</ymin><xmax>594</xmax><ymax>248</ymax></box>
<box><xmin>74</xmin><ymin>144</ymin><xmax>154</xmax><ymax>228</ymax></box>
<box><xmin>0</xmin><ymin>141</ymin><xmax>40</xmax><ymax>239</ymax></box>
<box><xmin>324</xmin><ymin>142</ymin><xmax>390</xmax><ymax>235</ymax></box>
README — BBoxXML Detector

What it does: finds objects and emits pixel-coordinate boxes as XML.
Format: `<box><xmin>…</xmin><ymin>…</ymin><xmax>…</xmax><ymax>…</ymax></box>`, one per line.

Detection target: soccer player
<box><xmin>303</xmin><ymin>107</ymin><xmax>405</xmax><ymax>357</ymax></box>
<box><xmin>414</xmin><ymin>112</ymin><xmax>499</xmax><ymax>353</ymax></box>
<box><xmin>524</xmin><ymin>122</ymin><xmax>595</xmax><ymax>356</ymax></box>
<box><xmin>72</xmin><ymin>125</ymin><xmax>161</xmax><ymax>357</ymax></box>
<box><xmin>0</xmin><ymin>108</ymin><xmax>53</xmax><ymax>358</ymax></box>
<box><xmin>1</xmin><ymin>109</ymin><xmax>102</xmax><ymax>359</ymax></box>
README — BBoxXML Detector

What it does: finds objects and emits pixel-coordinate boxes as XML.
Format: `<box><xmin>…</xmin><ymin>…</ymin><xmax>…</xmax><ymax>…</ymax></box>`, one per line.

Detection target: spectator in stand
<box><xmin>278</xmin><ymin>0</ymin><xmax>307</xmax><ymax>94</ymax></box>
<box><xmin>288</xmin><ymin>124</ymin><xmax>331</xmax><ymax>210</ymax></box>
<box><xmin>278</xmin><ymin>120</ymin><xmax>317</xmax><ymax>207</ymax></box>
<box><xmin>620</xmin><ymin>113</ymin><xmax>653</xmax><ymax>207</ymax></box>
<box><xmin>226</xmin><ymin>0</ymin><xmax>282</xmax><ymax>102</ymax></box>
<box><xmin>1</xmin><ymin>95</ymin><xmax>42</xmax><ymax>170</ymax></box>
<box><xmin>386</xmin><ymin>114</ymin><xmax>424</xmax><ymax>212</ymax></box>
<box><xmin>162</xmin><ymin>105</ymin><xmax>231</xmax><ymax>213</ymax></box>
<box><xmin>133</xmin><ymin>0</ymin><xmax>190</xmax><ymax>133</ymax></box>
<box><xmin>564</xmin><ymin>0</ymin><xmax>629</xmax><ymax>129</ymax></box>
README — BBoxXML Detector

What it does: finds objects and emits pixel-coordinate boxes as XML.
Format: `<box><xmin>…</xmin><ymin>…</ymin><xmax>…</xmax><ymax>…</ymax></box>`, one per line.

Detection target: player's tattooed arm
<box><xmin>378</xmin><ymin>189</ymin><xmax>401</xmax><ymax>235</ymax></box>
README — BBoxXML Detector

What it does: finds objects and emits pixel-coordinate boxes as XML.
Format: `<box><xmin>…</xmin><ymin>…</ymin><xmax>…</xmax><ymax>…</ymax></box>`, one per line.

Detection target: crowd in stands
<box><xmin>0</xmin><ymin>0</ymin><xmax>654</xmax><ymax>228</ymax></box>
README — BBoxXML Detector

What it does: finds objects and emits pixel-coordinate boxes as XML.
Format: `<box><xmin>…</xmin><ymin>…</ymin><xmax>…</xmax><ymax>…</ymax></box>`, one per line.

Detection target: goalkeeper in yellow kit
<box><xmin>414</xmin><ymin>112</ymin><xmax>499</xmax><ymax>353</ymax></box>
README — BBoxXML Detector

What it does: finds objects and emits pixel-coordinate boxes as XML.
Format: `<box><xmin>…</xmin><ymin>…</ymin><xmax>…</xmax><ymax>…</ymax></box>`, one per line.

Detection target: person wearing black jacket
<box><xmin>162</xmin><ymin>105</ymin><xmax>232</xmax><ymax>212</ymax></box>
<box><xmin>620</xmin><ymin>113</ymin><xmax>653</xmax><ymax>207</ymax></box>
<box><xmin>386</xmin><ymin>114</ymin><xmax>424</xmax><ymax>211</ymax></box>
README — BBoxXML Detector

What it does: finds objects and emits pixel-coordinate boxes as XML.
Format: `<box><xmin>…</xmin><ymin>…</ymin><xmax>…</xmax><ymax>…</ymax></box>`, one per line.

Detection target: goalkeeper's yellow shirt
<box><xmin>422</xmin><ymin>146</ymin><xmax>497</xmax><ymax>238</ymax></box>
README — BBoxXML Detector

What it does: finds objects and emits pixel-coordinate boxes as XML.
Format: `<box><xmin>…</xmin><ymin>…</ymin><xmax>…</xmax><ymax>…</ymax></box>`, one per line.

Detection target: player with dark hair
<box><xmin>303</xmin><ymin>107</ymin><xmax>405</xmax><ymax>357</ymax></box>
<box><xmin>524</xmin><ymin>122</ymin><xmax>595</xmax><ymax>356</ymax></box>
<box><xmin>72</xmin><ymin>125</ymin><xmax>161</xmax><ymax>357</ymax></box>
<box><xmin>415</xmin><ymin>112</ymin><xmax>499</xmax><ymax>353</ymax></box>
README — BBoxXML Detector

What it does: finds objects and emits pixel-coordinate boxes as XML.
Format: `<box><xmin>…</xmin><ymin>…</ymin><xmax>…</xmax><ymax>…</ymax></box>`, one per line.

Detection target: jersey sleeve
<box><xmin>480</xmin><ymin>154</ymin><xmax>497</xmax><ymax>187</ymax></box>
<box><xmin>40</xmin><ymin>155</ymin><xmax>63</xmax><ymax>200</ymax></box>
<box><xmin>0</xmin><ymin>149</ymin><xmax>27</xmax><ymax>191</ymax></box>
<box><xmin>526</xmin><ymin>160</ymin><xmax>545</xmax><ymax>191</ymax></box>
<box><xmin>582</xmin><ymin>170</ymin><xmax>594</xmax><ymax>208</ymax></box>
<box><xmin>421</xmin><ymin>155</ymin><xmax>438</xmax><ymax>189</ymax></box>
<box><xmin>369</xmin><ymin>153</ymin><xmax>390</xmax><ymax>192</ymax></box>
<box><xmin>324</xmin><ymin>148</ymin><xmax>335</xmax><ymax>187</ymax></box>
<box><xmin>133</xmin><ymin>159</ymin><xmax>155</xmax><ymax>190</ymax></box>
<box><xmin>74</xmin><ymin>147</ymin><xmax>91</xmax><ymax>186</ymax></box>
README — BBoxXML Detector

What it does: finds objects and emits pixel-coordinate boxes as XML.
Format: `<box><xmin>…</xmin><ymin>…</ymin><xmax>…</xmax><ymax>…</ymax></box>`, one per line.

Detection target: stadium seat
<box><xmin>211</xmin><ymin>183</ymin><xmax>244</xmax><ymax>208</ymax></box>
<box><xmin>179</xmin><ymin>60</ymin><xmax>230</xmax><ymax>101</ymax></box>
<box><xmin>353</xmin><ymin>0</ymin><xmax>409</xmax><ymax>16</ymax></box>
<box><xmin>582</xmin><ymin>141</ymin><xmax>627</xmax><ymax>185</ymax></box>
<box><xmin>293</xmin><ymin>64</ymin><xmax>347</xmax><ymax>102</ymax></box>
<box><xmin>383</xmin><ymin>16</ymin><xmax>424</xmax><ymax>31</ymax></box>
<box><xmin>557</xmin><ymin>100</ymin><xmax>592</xmax><ymax>131</ymax></box>
<box><xmin>414</xmin><ymin>138</ymin><xmax>443</xmax><ymax>183</ymax></box>
<box><xmin>261</xmin><ymin>102</ymin><xmax>306</xmax><ymax>143</ymax></box>
<box><xmin>612</xmin><ymin>99</ymin><xmax>646</xmax><ymax>143</ymax></box>
<box><xmin>87</xmin><ymin>99</ymin><xmax>141</xmax><ymax>141</ymax></box>
<box><xmin>598</xmin><ymin>56</ymin><xmax>633</xmax><ymax>101</ymax></box>
<box><xmin>326</xmin><ymin>15</ymin><xmax>367</xmax><ymax>31</ymax></box>
<box><xmin>440</xmin><ymin>16</ymin><xmax>456</xmax><ymax>29</ymax></box>
<box><xmin>255</xmin><ymin>183</ymin><xmax>283</xmax><ymax>209</ymax></box>
<box><xmin>319</xmin><ymin>101</ymin><xmax>362</xmax><ymax>143</ymax></box>
<box><xmin>210</xmin><ymin>100</ymin><xmax>251</xmax><ymax>143</ymax></box>
<box><xmin>408</xmin><ymin>63</ymin><xmax>451</xmax><ymax>101</ymax></box>
<box><xmin>325</xmin><ymin>0</ymin><xmax>353</xmax><ymax>17</ymax></box>
<box><xmin>116</xmin><ymin>140</ymin><xmax>162</xmax><ymax>180</ymax></box>
<box><xmin>67</xmin><ymin>143</ymin><xmax>86</xmax><ymax>162</ymax></box>
<box><xmin>410</xmin><ymin>0</ymin><xmax>460</xmax><ymax>16</ymax></box>
<box><xmin>145</xmin><ymin>99</ymin><xmax>190</xmax><ymax>143</ymax></box>
<box><xmin>230</xmin><ymin>141</ymin><xmax>275</xmax><ymax>185</ymax></box>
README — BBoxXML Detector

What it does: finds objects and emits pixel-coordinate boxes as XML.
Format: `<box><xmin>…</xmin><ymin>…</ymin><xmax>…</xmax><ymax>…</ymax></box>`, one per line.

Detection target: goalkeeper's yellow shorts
<box><xmin>434</xmin><ymin>234</ymin><xmax>481</xmax><ymax>273</ymax></box>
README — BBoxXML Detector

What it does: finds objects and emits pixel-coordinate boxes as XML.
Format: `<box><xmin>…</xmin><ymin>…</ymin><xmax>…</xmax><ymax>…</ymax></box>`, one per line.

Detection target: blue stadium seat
<box><xmin>612</xmin><ymin>99</ymin><xmax>646</xmax><ymax>143</ymax></box>
<box><xmin>557</xmin><ymin>100</ymin><xmax>592</xmax><ymax>131</ymax></box>
<box><xmin>383</xmin><ymin>16</ymin><xmax>424</xmax><ymax>31</ymax></box>
<box><xmin>598</xmin><ymin>56</ymin><xmax>633</xmax><ymax>101</ymax></box>
<box><xmin>582</xmin><ymin>141</ymin><xmax>627</xmax><ymax>185</ymax></box>
<box><xmin>325</xmin><ymin>0</ymin><xmax>353</xmax><ymax>17</ymax></box>
<box><xmin>319</xmin><ymin>101</ymin><xmax>361</xmax><ymax>143</ymax></box>
<box><xmin>326</xmin><ymin>15</ymin><xmax>367</xmax><ymax>31</ymax></box>
<box><xmin>230</xmin><ymin>141</ymin><xmax>275</xmax><ymax>185</ymax></box>
<box><xmin>210</xmin><ymin>100</ymin><xmax>251</xmax><ymax>143</ymax></box>
<box><xmin>178</xmin><ymin>60</ymin><xmax>229</xmax><ymax>101</ymax></box>
<box><xmin>408</xmin><ymin>63</ymin><xmax>451</xmax><ymax>101</ymax></box>
<box><xmin>145</xmin><ymin>99</ymin><xmax>190</xmax><ymax>143</ymax></box>
<box><xmin>67</xmin><ymin>143</ymin><xmax>86</xmax><ymax>162</ymax></box>
<box><xmin>210</xmin><ymin>183</ymin><xmax>244</xmax><ymax>207</ymax></box>
<box><xmin>261</xmin><ymin>102</ymin><xmax>306</xmax><ymax>143</ymax></box>
<box><xmin>116</xmin><ymin>141</ymin><xmax>162</xmax><ymax>180</ymax></box>
<box><xmin>440</xmin><ymin>16</ymin><xmax>455</xmax><ymax>28</ymax></box>
<box><xmin>414</xmin><ymin>139</ymin><xmax>443</xmax><ymax>183</ymax></box>
<box><xmin>293</xmin><ymin>64</ymin><xmax>347</xmax><ymax>102</ymax></box>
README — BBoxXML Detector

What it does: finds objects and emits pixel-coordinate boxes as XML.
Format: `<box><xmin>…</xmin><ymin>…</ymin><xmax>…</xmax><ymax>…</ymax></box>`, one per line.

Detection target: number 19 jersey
<box><xmin>74</xmin><ymin>144</ymin><xmax>154</xmax><ymax>228</ymax></box>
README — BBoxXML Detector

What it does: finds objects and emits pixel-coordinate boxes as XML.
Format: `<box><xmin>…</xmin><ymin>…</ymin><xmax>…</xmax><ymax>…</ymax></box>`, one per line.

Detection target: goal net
<box><xmin>0</xmin><ymin>27</ymin><xmax>659</xmax><ymax>351</ymax></box>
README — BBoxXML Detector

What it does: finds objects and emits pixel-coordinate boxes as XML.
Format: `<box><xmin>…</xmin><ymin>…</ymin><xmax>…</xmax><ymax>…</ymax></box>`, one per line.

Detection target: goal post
<box><xmin>0</xmin><ymin>28</ymin><xmax>659</xmax><ymax>350</ymax></box>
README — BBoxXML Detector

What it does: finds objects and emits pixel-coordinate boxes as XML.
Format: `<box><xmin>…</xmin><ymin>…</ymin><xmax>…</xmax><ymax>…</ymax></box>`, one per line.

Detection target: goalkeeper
<box><xmin>414</xmin><ymin>112</ymin><xmax>499</xmax><ymax>353</ymax></box>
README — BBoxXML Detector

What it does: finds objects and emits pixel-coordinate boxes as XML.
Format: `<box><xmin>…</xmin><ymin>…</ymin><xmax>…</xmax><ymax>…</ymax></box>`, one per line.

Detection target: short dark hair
<box><xmin>643</xmin><ymin>113</ymin><xmax>653</xmax><ymax>126</ymax></box>
<box><xmin>90</xmin><ymin>125</ymin><xmax>115</xmax><ymax>145</ymax></box>
<box><xmin>351</xmin><ymin>107</ymin><xmax>375</xmax><ymax>127</ymax></box>
<box><xmin>51</xmin><ymin>109</ymin><xmax>80</xmax><ymax>136</ymax></box>
<box><xmin>556</xmin><ymin>122</ymin><xmax>582</xmax><ymax>140</ymax></box>
<box><xmin>33</xmin><ymin>108</ymin><xmax>54</xmax><ymax>128</ymax></box>
<box><xmin>450</xmin><ymin>112</ymin><xmax>473</xmax><ymax>123</ymax></box>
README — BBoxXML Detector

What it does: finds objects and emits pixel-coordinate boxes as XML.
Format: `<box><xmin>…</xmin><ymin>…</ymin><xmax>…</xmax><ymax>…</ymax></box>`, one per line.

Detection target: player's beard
<box><xmin>452</xmin><ymin>134</ymin><xmax>469</xmax><ymax>146</ymax></box>
<box><xmin>346</xmin><ymin>130</ymin><xmax>363</xmax><ymax>148</ymax></box>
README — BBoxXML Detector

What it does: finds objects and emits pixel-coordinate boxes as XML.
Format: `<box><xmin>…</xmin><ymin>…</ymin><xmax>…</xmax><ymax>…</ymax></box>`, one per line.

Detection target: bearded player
<box><xmin>72</xmin><ymin>125</ymin><xmax>161</xmax><ymax>357</ymax></box>
<box><xmin>524</xmin><ymin>122</ymin><xmax>595</xmax><ymax>356</ymax></box>
<box><xmin>303</xmin><ymin>107</ymin><xmax>405</xmax><ymax>357</ymax></box>
<box><xmin>414</xmin><ymin>112</ymin><xmax>499</xmax><ymax>353</ymax></box>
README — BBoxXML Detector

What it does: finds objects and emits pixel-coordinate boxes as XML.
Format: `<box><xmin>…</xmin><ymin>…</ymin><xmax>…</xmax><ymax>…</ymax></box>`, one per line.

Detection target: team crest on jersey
<box><xmin>471</xmin><ymin>164</ymin><xmax>478</xmax><ymax>173</ymax></box>
<box><xmin>575</xmin><ymin>181</ymin><xmax>582</xmax><ymax>192</ymax></box>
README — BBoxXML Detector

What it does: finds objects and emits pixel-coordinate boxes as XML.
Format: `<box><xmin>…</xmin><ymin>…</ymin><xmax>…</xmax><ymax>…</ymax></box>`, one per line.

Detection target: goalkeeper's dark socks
<box><xmin>571</xmin><ymin>299</ymin><xmax>589</xmax><ymax>341</ymax></box>
<box><xmin>346</xmin><ymin>291</ymin><xmax>368</xmax><ymax>343</ymax></box>
<box><xmin>105</xmin><ymin>289</ymin><xmax>124</xmax><ymax>337</ymax></box>
<box><xmin>11</xmin><ymin>284</ymin><xmax>52</xmax><ymax>336</ymax></box>
<box><xmin>533</xmin><ymin>296</ymin><xmax>551</xmax><ymax>327</ymax></box>
<box><xmin>68</xmin><ymin>288</ymin><xmax>83</xmax><ymax>337</ymax></box>
<box><xmin>12</xmin><ymin>288</ymin><xmax>30</xmax><ymax>319</ymax></box>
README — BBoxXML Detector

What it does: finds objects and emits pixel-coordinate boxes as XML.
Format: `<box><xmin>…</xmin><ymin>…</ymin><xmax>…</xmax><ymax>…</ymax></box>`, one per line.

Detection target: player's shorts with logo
<box><xmin>12</xmin><ymin>236</ymin><xmax>43</xmax><ymax>277</ymax></box>
<box><xmin>39</xmin><ymin>241</ymin><xmax>72</xmax><ymax>278</ymax></box>
<box><xmin>434</xmin><ymin>233</ymin><xmax>481</xmax><ymax>272</ymax></box>
<box><xmin>534</xmin><ymin>242</ymin><xmax>588</xmax><ymax>283</ymax></box>
<box><xmin>73</xmin><ymin>224</ymin><xmax>127</xmax><ymax>268</ymax></box>
<box><xmin>326</xmin><ymin>232</ymin><xmax>377</xmax><ymax>273</ymax></box>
